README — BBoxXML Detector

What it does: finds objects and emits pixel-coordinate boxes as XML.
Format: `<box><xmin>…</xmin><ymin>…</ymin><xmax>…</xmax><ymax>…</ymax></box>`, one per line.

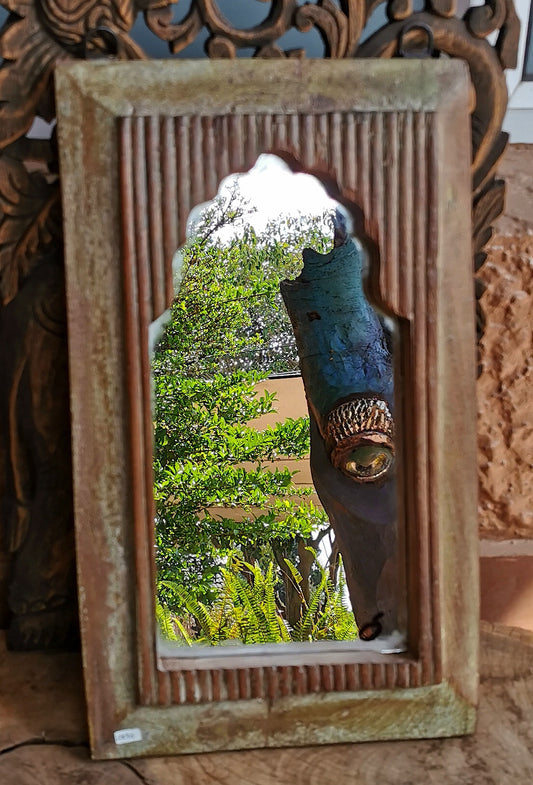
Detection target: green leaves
<box><xmin>157</xmin><ymin>553</ymin><xmax>357</xmax><ymax>646</ymax></box>
<box><xmin>152</xmin><ymin>189</ymin><xmax>349</xmax><ymax>632</ymax></box>
<box><xmin>153</xmin><ymin>203</ymin><xmax>333</xmax><ymax>378</ymax></box>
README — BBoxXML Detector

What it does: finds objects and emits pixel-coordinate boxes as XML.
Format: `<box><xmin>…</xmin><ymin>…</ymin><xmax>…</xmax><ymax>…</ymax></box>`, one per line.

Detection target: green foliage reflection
<box><xmin>152</xmin><ymin>187</ymin><xmax>357</xmax><ymax>643</ymax></box>
<box><xmin>157</xmin><ymin>552</ymin><xmax>357</xmax><ymax>646</ymax></box>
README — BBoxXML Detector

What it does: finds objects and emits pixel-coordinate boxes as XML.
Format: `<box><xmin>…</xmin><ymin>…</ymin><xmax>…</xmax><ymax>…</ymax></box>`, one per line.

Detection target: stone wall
<box><xmin>478</xmin><ymin>144</ymin><xmax>533</xmax><ymax>539</ymax></box>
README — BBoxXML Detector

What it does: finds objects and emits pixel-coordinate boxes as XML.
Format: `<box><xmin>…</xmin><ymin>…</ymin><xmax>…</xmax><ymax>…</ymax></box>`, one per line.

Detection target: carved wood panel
<box><xmin>0</xmin><ymin>0</ymin><xmax>520</xmax><ymax>649</ymax></box>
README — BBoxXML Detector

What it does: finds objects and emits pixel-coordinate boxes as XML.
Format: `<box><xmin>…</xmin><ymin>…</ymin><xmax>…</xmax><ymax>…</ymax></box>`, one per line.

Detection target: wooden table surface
<box><xmin>1</xmin><ymin>621</ymin><xmax>532</xmax><ymax>784</ymax></box>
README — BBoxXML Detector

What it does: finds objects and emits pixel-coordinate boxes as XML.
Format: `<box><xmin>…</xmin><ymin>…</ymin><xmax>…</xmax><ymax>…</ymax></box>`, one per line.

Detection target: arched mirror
<box><xmin>151</xmin><ymin>154</ymin><xmax>404</xmax><ymax>654</ymax></box>
<box><xmin>56</xmin><ymin>59</ymin><xmax>478</xmax><ymax>758</ymax></box>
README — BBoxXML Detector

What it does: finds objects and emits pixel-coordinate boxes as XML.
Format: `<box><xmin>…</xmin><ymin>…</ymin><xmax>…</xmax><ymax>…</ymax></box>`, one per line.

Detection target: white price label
<box><xmin>114</xmin><ymin>727</ymin><xmax>143</xmax><ymax>745</ymax></box>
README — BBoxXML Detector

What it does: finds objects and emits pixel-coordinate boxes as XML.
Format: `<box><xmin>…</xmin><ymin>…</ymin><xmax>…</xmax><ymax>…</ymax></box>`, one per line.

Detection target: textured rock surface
<box><xmin>478</xmin><ymin>144</ymin><xmax>533</xmax><ymax>538</ymax></box>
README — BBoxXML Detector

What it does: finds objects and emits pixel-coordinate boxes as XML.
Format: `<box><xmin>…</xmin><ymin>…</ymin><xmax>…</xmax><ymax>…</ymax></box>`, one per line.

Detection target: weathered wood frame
<box><xmin>55</xmin><ymin>59</ymin><xmax>478</xmax><ymax>759</ymax></box>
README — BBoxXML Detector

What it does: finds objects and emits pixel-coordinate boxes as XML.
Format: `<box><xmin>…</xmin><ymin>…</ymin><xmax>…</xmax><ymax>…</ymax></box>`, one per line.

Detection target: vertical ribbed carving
<box><xmin>291</xmin><ymin>665</ymin><xmax>303</xmax><ymax>693</ymax></box>
<box><xmin>397</xmin><ymin>662</ymin><xmax>410</xmax><ymax>688</ymax></box>
<box><xmin>301</xmin><ymin>114</ymin><xmax>315</xmax><ymax>170</ymax></box>
<box><xmin>383</xmin><ymin>112</ymin><xmax>399</xmax><ymax>311</ymax></box>
<box><xmin>369</xmin><ymin>113</ymin><xmax>385</xmax><ymax>276</ymax></box>
<box><xmin>120</xmin><ymin>117</ymin><xmax>158</xmax><ymax>704</ymax></box>
<box><xmin>260</xmin><ymin>114</ymin><xmax>274</xmax><ymax>153</ymax></box>
<box><xmin>229</xmin><ymin>115</ymin><xmax>244</xmax><ymax>174</ymax></box>
<box><xmin>356</xmin><ymin>113</ymin><xmax>371</xmax><ymax>220</ymax></box>
<box><xmin>251</xmin><ymin>667</ymin><xmax>264</xmax><ymax>698</ymax></box>
<box><xmin>244</xmin><ymin>115</ymin><xmax>258</xmax><ymax>170</ymax></box>
<box><xmin>201</xmin><ymin>116</ymin><xmax>218</xmax><ymax>204</ymax></box>
<box><xmin>176</xmin><ymin>116</ymin><xmax>192</xmax><ymax>253</ymax></box>
<box><xmin>162</xmin><ymin>116</ymin><xmax>179</xmax><ymax>305</ymax></box>
<box><xmin>215</xmin><ymin>115</ymin><xmax>230</xmax><ymax>188</ymax></box>
<box><xmin>346</xmin><ymin>664</ymin><xmax>360</xmax><ymax>691</ymax></box>
<box><xmin>425</xmin><ymin>116</ymin><xmax>443</xmax><ymax>686</ymax></box>
<box><xmin>120</xmin><ymin>109</ymin><xmax>439</xmax><ymax>705</ymax></box>
<box><xmin>145</xmin><ymin>117</ymin><xmax>166</xmax><ymax>320</ymax></box>
<box><xmin>398</xmin><ymin>112</ymin><xmax>414</xmax><ymax>319</ymax></box>
<box><xmin>190</xmin><ymin>115</ymin><xmax>204</xmax><ymax>211</ymax></box>
<box><xmin>288</xmin><ymin>114</ymin><xmax>300</xmax><ymax>153</ymax></box>
<box><xmin>342</xmin><ymin>112</ymin><xmax>357</xmax><ymax>195</ymax></box>
<box><xmin>412</xmin><ymin>112</ymin><xmax>432</xmax><ymax>687</ymax></box>
<box><xmin>136</xmin><ymin>123</ymin><xmax>160</xmax><ymax>694</ymax></box>
<box><xmin>158</xmin><ymin>669</ymin><xmax>172</xmax><ymax>706</ymax></box>
<box><xmin>329</xmin><ymin>113</ymin><xmax>342</xmax><ymax>185</ymax></box>
<box><xmin>272</xmin><ymin>113</ymin><xmax>288</xmax><ymax>150</ymax></box>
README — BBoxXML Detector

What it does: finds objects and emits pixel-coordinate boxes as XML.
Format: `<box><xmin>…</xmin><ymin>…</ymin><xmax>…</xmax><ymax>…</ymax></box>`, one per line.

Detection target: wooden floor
<box><xmin>1</xmin><ymin>622</ymin><xmax>533</xmax><ymax>784</ymax></box>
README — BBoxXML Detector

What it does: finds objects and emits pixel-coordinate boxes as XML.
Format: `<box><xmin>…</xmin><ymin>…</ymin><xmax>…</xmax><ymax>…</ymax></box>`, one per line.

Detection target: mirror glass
<box><xmin>150</xmin><ymin>155</ymin><xmax>404</xmax><ymax>651</ymax></box>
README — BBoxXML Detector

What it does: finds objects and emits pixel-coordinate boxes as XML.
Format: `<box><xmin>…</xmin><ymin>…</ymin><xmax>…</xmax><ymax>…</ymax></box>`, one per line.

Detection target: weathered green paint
<box><xmin>93</xmin><ymin>681</ymin><xmax>476</xmax><ymax>759</ymax></box>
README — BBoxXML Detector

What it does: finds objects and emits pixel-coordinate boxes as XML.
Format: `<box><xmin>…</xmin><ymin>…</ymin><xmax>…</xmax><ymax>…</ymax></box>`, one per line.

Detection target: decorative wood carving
<box><xmin>0</xmin><ymin>1</ymin><xmax>520</xmax><ymax>649</ymax></box>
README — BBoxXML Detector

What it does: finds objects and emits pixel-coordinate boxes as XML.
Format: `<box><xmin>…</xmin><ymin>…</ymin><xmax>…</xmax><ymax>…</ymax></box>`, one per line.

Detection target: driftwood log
<box><xmin>281</xmin><ymin>232</ymin><xmax>398</xmax><ymax>634</ymax></box>
<box><xmin>1</xmin><ymin>622</ymin><xmax>532</xmax><ymax>782</ymax></box>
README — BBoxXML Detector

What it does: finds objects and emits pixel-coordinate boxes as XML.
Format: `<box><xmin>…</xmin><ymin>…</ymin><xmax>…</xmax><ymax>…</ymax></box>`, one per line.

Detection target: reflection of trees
<box><xmin>178</xmin><ymin>188</ymin><xmax>334</xmax><ymax>375</ymax></box>
<box><xmin>152</xmin><ymin>191</ymin><xmax>355</xmax><ymax>643</ymax></box>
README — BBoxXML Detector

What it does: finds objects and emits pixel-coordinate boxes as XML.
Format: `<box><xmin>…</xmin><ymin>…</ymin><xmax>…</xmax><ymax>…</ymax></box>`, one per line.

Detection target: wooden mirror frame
<box><xmin>55</xmin><ymin>59</ymin><xmax>478</xmax><ymax>759</ymax></box>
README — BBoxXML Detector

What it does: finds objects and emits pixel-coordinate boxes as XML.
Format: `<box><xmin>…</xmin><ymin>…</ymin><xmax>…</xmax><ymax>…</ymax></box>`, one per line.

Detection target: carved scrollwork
<box><xmin>0</xmin><ymin>0</ymin><xmax>146</xmax><ymax>149</ymax></box>
<box><xmin>37</xmin><ymin>0</ymin><xmax>140</xmax><ymax>50</ymax></box>
<box><xmin>0</xmin><ymin>0</ymin><xmax>521</xmax><ymax>648</ymax></box>
<box><xmin>0</xmin><ymin>1</ymin><xmax>66</xmax><ymax>148</ymax></box>
<box><xmin>145</xmin><ymin>0</ymin><xmax>299</xmax><ymax>55</ymax></box>
<box><xmin>0</xmin><ymin>154</ymin><xmax>61</xmax><ymax>305</ymax></box>
<box><xmin>465</xmin><ymin>0</ymin><xmax>508</xmax><ymax>39</ymax></box>
<box><xmin>294</xmin><ymin>0</ymin><xmax>365</xmax><ymax>58</ymax></box>
<box><xmin>388</xmin><ymin>0</ymin><xmax>414</xmax><ymax>21</ymax></box>
<box><xmin>355</xmin><ymin>2</ymin><xmax>519</xmax><ymax>363</ymax></box>
<box><xmin>357</xmin><ymin>12</ymin><xmax>509</xmax><ymax>190</ymax></box>
<box><xmin>427</xmin><ymin>0</ymin><xmax>457</xmax><ymax>19</ymax></box>
<box><xmin>144</xmin><ymin>1</ymin><xmax>203</xmax><ymax>53</ymax></box>
<box><xmin>0</xmin><ymin>2</ymin><xmax>521</xmax><ymax>170</ymax></box>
